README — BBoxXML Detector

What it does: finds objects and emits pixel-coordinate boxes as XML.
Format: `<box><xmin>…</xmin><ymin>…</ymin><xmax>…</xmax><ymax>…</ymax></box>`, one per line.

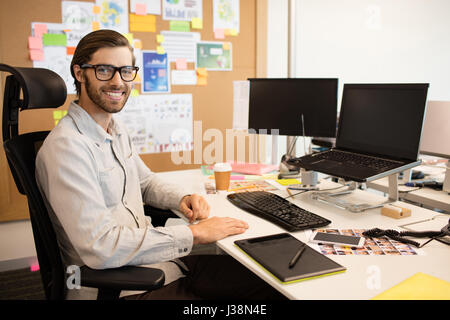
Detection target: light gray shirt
<box><xmin>35</xmin><ymin>101</ymin><xmax>193</xmax><ymax>299</ymax></box>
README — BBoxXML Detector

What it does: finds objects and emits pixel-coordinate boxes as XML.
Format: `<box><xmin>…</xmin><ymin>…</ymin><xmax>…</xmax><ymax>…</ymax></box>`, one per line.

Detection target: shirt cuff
<box><xmin>169</xmin><ymin>224</ymin><xmax>194</xmax><ymax>257</ymax></box>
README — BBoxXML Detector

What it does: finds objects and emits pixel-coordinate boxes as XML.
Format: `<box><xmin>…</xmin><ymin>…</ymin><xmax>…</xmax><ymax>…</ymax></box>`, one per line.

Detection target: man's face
<box><xmin>81</xmin><ymin>46</ymin><xmax>133</xmax><ymax>114</ymax></box>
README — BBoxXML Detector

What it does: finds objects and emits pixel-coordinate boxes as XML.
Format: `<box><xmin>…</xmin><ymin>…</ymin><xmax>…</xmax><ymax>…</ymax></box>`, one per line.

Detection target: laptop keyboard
<box><xmin>227</xmin><ymin>191</ymin><xmax>331</xmax><ymax>232</ymax></box>
<box><xmin>319</xmin><ymin>150</ymin><xmax>399</xmax><ymax>170</ymax></box>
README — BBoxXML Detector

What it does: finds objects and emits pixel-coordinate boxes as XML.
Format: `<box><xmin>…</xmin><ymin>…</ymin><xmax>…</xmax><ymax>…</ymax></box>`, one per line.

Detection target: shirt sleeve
<box><xmin>35</xmin><ymin>132</ymin><xmax>193</xmax><ymax>270</ymax></box>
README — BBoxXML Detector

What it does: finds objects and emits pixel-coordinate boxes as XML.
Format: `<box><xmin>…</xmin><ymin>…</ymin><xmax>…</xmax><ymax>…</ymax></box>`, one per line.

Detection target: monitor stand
<box><xmin>310</xmin><ymin>174</ymin><xmax>399</xmax><ymax>213</ymax></box>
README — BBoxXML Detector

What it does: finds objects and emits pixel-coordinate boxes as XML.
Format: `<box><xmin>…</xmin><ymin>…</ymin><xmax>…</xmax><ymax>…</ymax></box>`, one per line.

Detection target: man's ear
<box><xmin>72</xmin><ymin>64</ymin><xmax>85</xmax><ymax>83</ymax></box>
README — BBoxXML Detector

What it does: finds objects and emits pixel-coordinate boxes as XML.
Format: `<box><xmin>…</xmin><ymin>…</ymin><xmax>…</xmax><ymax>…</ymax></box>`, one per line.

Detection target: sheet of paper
<box><xmin>95</xmin><ymin>0</ymin><xmax>129</xmax><ymax>34</ymax></box>
<box><xmin>129</xmin><ymin>13</ymin><xmax>156</xmax><ymax>32</ymax></box>
<box><xmin>196</xmin><ymin>41</ymin><xmax>232</xmax><ymax>71</ymax></box>
<box><xmin>130</xmin><ymin>0</ymin><xmax>161</xmax><ymax>15</ymax></box>
<box><xmin>213</xmin><ymin>0</ymin><xmax>240</xmax><ymax>33</ymax></box>
<box><xmin>62</xmin><ymin>1</ymin><xmax>94</xmax><ymax>47</ymax></box>
<box><xmin>232</xmin><ymin>80</ymin><xmax>249</xmax><ymax>130</ymax></box>
<box><xmin>142</xmin><ymin>51</ymin><xmax>170</xmax><ymax>93</ymax></box>
<box><xmin>115</xmin><ymin>94</ymin><xmax>193</xmax><ymax>154</ymax></box>
<box><xmin>171</xmin><ymin>70</ymin><xmax>197</xmax><ymax>85</ymax></box>
<box><xmin>161</xmin><ymin>31</ymin><xmax>201</xmax><ymax>62</ymax></box>
<box><xmin>163</xmin><ymin>0</ymin><xmax>202</xmax><ymax>21</ymax></box>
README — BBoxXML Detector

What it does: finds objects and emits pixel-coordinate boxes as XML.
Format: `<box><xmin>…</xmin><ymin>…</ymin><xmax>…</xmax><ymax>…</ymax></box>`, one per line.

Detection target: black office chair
<box><xmin>0</xmin><ymin>63</ymin><xmax>173</xmax><ymax>300</ymax></box>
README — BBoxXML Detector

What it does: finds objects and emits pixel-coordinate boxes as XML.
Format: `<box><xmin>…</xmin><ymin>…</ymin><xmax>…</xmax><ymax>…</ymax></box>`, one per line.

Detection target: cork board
<box><xmin>0</xmin><ymin>0</ymin><xmax>266</xmax><ymax>222</ymax></box>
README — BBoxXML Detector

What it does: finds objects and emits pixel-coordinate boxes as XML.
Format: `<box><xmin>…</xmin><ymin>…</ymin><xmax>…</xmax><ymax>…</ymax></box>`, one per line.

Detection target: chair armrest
<box><xmin>144</xmin><ymin>204</ymin><xmax>180</xmax><ymax>227</ymax></box>
<box><xmin>80</xmin><ymin>265</ymin><xmax>165</xmax><ymax>292</ymax></box>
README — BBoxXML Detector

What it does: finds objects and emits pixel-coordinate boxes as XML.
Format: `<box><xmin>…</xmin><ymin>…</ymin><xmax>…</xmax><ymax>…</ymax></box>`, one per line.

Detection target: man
<box><xmin>36</xmin><ymin>30</ymin><xmax>284</xmax><ymax>300</ymax></box>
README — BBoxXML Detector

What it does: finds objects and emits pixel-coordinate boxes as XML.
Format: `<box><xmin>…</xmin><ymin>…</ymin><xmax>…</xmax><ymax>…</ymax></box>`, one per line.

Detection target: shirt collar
<box><xmin>68</xmin><ymin>101</ymin><xmax>122</xmax><ymax>144</ymax></box>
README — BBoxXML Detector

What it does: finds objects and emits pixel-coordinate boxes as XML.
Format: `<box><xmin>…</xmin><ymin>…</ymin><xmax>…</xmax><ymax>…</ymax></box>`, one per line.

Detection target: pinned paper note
<box><xmin>133</xmin><ymin>39</ymin><xmax>143</xmax><ymax>49</ymax></box>
<box><xmin>135</xmin><ymin>3</ymin><xmax>147</xmax><ymax>15</ymax></box>
<box><xmin>28</xmin><ymin>37</ymin><xmax>43</xmax><ymax>50</ymax></box>
<box><xmin>92</xmin><ymin>21</ymin><xmax>100</xmax><ymax>31</ymax></box>
<box><xmin>66</xmin><ymin>47</ymin><xmax>76</xmax><ymax>55</ymax></box>
<box><xmin>156</xmin><ymin>46</ymin><xmax>165</xmax><ymax>54</ymax></box>
<box><xmin>124</xmin><ymin>33</ymin><xmax>134</xmax><ymax>45</ymax></box>
<box><xmin>93</xmin><ymin>5</ymin><xmax>101</xmax><ymax>14</ymax></box>
<box><xmin>196</xmin><ymin>68</ymin><xmax>208</xmax><ymax>77</ymax></box>
<box><xmin>131</xmin><ymin>88</ymin><xmax>140</xmax><ymax>97</ymax></box>
<box><xmin>33</xmin><ymin>23</ymin><xmax>48</xmax><ymax>38</ymax></box>
<box><xmin>191</xmin><ymin>17</ymin><xmax>203</xmax><ymax>29</ymax></box>
<box><xmin>170</xmin><ymin>20</ymin><xmax>190</xmax><ymax>32</ymax></box>
<box><xmin>175</xmin><ymin>58</ymin><xmax>187</xmax><ymax>70</ymax></box>
<box><xmin>29</xmin><ymin>49</ymin><xmax>44</xmax><ymax>61</ymax></box>
<box><xmin>129</xmin><ymin>13</ymin><xmax>156</xmax><ymax>32</ymax></box>
<box><xmin>156</xmin><ymin>34</ymin><xmax>164</xmax><ymax>43</ymax></box>
<box><xmin>214</xmin><ymin>28</ymin><xmax>225</xmax><ymax>39</ymax></box>
<box><xmin>42</xmin><ymin>33</ymin><xmax>67</xmax><ymax>46</ymax></box>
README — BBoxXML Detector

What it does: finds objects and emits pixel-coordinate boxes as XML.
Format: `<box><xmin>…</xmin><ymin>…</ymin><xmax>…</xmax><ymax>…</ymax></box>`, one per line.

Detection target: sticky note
<box><xmin>191</xmin><ymin>17</ymin><xmax>203</xmax><ymax>29</ymax></box>
<box><xmin>276</xmin><ymin>179</ymin><xmax>300</xmax><ymax>186</ymax></box>
<box><xmin>28</xmin><ymin>36</ymin><xmax>43</xmax><ymax>50</ymax></box>
<box><xmin>66</xmin><ymin>46</ymin><xmax>76</xmax><ymax>55</ymax></box>
<box><xmin>214</xmin><ymin>28</ymin><xmax>225</xmax><ymax>39</ymax></box>
<box><xmin>133</xmin><ymin>39</ymin><xmax>142</xmax><ymax>49</ymax></box>
<box><xmin>53</xmin><ymin>110</ymin><xmax>63</xmax><ymax>120</ymax></box>
<box><xmin>131</xmin><ymin>88</ymin><xmax>140</xmax><ymax>97</ymax></box>
<box><xmin>157</xmin><ymin>46</ymin><xmax>165</xmax><ymax>54</ymax></box>
<box><xmin>196</xmin><ymin>68</ymin><xmax>208</xmax><ymax>77</ymax></box>
<box><xmin>135</xmin><ymin>3</ymin><xmax>147</xmax><ymax>15</ymax></box>
<box><xmin>230</xmin><ymin>29</ymin><xmax>238</xmax><ymax>36</ymax></box>
<box><xmin>170</xmin><ymin>20</ymin><xmax>190</xmax><ymax>32</ymax></box>
<box><xmin>92</xmin><ymin>21</ymin><xmax>100</xmax><ymax>31</ymax></box>
<box><xmin>156</xmin><ymin>34</ymin><xmax>164</xmax><ymax>43</ymax></box>
<box><xmin>223</xmin><ymin>42</ymin><xmax>231</xmax><ymax>51</ymax></box>
<box><xmin>93</xmin><ymin>5</ymin><xmax>101</xmax><ymax>14</ymax></box>
<box><xmin>197</xmin><ymin>76</ymin><xmax>207</xmax><ymax>86</ymax></box>
<box><xmin>29</xmin><ymin>49</ymin><xmax>44</xmax><ymax>61</ymax></box>
<box><xmin>176</xmin><ymin>58</ymin><xmax>187</xmax><ymax>70</ymax></box>
<box><xmin>42</xmin><ymin>33</ymin><xmax>67</xmax><ymax>46</ymax></box>
<box><xmin>129</xmin><ymin>14</ymin><xmax>156</xmax><ymax>32</ymax></box>
<box><xmin>124</xmin><ymin>33</ymin><xmax>134</xmax><ymax>45</ymax></box>
<box><xmin>33</xmin><ymin>23</ymin><xmax>48</xmax><ymax>38</ymax></box>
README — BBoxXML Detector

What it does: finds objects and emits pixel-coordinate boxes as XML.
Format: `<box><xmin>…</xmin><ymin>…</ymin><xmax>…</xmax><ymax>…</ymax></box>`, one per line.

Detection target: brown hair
<box><xmin>70</xmin><ymin>29</ymin><xmax>136</xmax><ymax>96</ymax></box>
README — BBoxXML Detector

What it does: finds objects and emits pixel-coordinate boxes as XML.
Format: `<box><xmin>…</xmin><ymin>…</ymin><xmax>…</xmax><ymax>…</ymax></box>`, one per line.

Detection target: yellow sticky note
<box><xmin>156</xmin><ymin>46</ymin><xmax>165</xmax><ymax>54</ymax></box>
<box><xmin>196</xmin><ymin>68</ymin><xmax>208</xmax><ymax>77</ymax></box>
<box><xmin>92</xmin><ymin>21</ymin><xmax>100</xmax><ymax>31</ymax></box>
<box><xmin>131</xmin><ymin>88</ymin><xmax>140</xmax><ymax>97</ymax></box>
<box><xmin>53</xmin><ymin>110</ymin><xmax>63</xmax><ymax>120</ymax></box>
<box><xmin>223</xmin><ymin>42</ymin><xmax>231</xmax><ymax>51</ymax></box>
<box><xmin>191</xmin><ymin>17</ymin><xmax>203</xmax><ymax>29</ymax></box>
<box><xmin>197</xmin><ymin>76</ymin><xmax>207</xmax><ymax>86</ymax></box>
<box><xmin>93</xmin><ymin>5</ymin><xmax>101</xmax><ymax>15</ymax></box>
<box><xmin>129</xmin><ymin>14</ymin><xmax>156</xmax><ymax>32</ymax></box>
<box><xmin>276</xmin><ymin>179</ymin><xmax>300</xmax><ymax>186</ymax></box>
<box><xmin>156</xmin><ymin>34</ymin><xmax>164</xmax><ymax>43</ymax></box>
<box><xmin>230</xmin><ymin>28</ymin><xmax>238</xmax><ymax>36</ymax></box>
<box><xmin>133</xmin><ymin>39</ymin><xmax>142</xmax><ymax>49</ymax></box>
<box><xmin>124</xmin><ymin>33</ymin><xmax>134</xmax><ymax>45</ymax></box>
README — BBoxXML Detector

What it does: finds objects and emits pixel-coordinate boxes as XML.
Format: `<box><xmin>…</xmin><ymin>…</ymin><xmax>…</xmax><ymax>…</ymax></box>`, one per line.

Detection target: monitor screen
<box><xmin>336</xmin><ymin>84</ymin><xmax>429</xmax><ymax>161</ymax></box>
<box><xmin>247</xmin><ymin>78</ymin><xmax>338</xmax><ymax>137</ymax></box>
<box><xmin>420</xmin><ymin>101</ymin><xmax>450</xmax><ymax>159</ymax></box>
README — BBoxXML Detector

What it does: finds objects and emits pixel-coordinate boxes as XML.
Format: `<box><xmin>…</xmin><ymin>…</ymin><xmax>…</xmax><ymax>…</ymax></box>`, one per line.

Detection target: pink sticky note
<box><xmin>29</xmin><ymin>49</ymin><xmax>44</xmax><ymax>61</ymax></box>
<box><xmin>230</xmin><ymin>175</ymin><xmax>246</xmax><ymax>180</ymax></box>
<box><xmin>214</xmin><ymin>28</ymin><xmax>225</xmax><ymax>39</ymax></box>
<box><xmin>176</xmin><ymin>58</ymin><xmax>187</xmax><ymax>70</ymax></box>
<box><xmin>135</xmin><ymin>3</ymin><xmax>147</xmax><ymax>15</ymax></box>
<box><xmin>28</xmin><ymin>36</ymin><xmax>43</xmax><ymax>50</ymax></box>
<box><xmin>34</xmin><ymin>23</ymin><xmax>48</xmax><ymax>38</ymax></box>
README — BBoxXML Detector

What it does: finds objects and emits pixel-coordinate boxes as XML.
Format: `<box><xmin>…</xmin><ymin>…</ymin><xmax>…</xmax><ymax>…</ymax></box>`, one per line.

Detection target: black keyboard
<box><xmin>318</xmin><ymin>150</ymin><xmax>399</xmax><ymax>170</ymax></box>
<box><xmin>227</xmin><ymin>191</ymin><xmax>331</xmax><ymax>232</ymax></box>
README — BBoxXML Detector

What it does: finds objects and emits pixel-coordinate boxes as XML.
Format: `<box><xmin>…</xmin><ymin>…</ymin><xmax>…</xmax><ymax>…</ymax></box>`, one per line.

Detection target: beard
<box><xmin>84</xmin><ymin>76</ymin><xmax>131</xmax><ymax>114</ymax></box>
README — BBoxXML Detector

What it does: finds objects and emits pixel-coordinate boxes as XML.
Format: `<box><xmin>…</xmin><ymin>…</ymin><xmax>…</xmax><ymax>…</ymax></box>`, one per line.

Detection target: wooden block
<box><xmin>381</xmin><ymin>204</ymin><xmax>412</xmax><ymax>219</ymax></box>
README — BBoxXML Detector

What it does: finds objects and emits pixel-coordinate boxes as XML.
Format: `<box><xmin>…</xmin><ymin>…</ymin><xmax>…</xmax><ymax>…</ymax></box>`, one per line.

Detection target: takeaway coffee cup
<box><xmin>213</xmin><ymin>162</ymin><xmax>232</xmax><ymax>191</ymax></box>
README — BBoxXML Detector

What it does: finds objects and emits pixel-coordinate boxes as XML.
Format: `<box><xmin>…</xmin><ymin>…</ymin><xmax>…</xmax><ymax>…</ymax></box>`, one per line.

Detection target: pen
<box><xmin>288</xmin><ymin>244</ymin><xmax>306</xmax><ymax>269</ymax></box>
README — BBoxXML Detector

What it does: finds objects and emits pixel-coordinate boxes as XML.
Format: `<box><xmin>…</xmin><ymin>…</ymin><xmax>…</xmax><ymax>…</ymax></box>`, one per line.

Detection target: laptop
<box><xmin>290</xmin><ymin>83</ymin><xmax>429</xmax><ymax>182</ymax></box>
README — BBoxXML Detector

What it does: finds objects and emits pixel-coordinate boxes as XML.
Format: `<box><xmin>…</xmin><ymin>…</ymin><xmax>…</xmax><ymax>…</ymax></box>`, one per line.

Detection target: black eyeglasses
<box><xmin>80</xmin><ymin>64</ymin><xmax>139</xmax><ymax>82</ymax></box>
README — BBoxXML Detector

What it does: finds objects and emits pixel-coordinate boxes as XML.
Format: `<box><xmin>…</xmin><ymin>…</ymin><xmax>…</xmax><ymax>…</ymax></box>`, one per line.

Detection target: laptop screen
<box><xmin>336</xmin><ymin>84</ymin><xmax>429</xmax><ymax>161</ymax></box>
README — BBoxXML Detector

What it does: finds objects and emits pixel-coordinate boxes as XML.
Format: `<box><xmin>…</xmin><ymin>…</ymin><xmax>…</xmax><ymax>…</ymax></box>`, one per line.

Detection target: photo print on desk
<box><xmin>310</xmin><ymin>229</ymin><xmax>422</xmax><ymax>256</ymax></box>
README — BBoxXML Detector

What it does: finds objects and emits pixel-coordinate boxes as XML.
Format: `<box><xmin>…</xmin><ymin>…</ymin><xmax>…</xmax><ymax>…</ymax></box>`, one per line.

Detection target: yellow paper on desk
<box><xmin>276</xmin><ymin>179</ymin><xmax>300</xmax><ymax>186</ymax></box>
<box><xmin>372</xmin><ymin>272</ymin><xmax>450</xmax><ymax>300</ymax></box>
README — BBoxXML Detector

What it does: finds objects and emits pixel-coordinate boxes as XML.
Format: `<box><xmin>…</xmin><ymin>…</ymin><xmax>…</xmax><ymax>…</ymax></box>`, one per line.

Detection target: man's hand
<box><xmin>188</xmin><ymin>217</ymin><xmax>249</xmax><ymax>245</ymax></box>
<box><xmin>179</xmin><ymin>194</ymin><xmax>210</xmax><ymax>223</ymax></box>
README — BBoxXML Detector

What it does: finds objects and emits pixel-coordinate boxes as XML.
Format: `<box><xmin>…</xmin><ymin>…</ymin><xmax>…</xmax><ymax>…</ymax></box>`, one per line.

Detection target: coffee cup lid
<box><xmin>213</xmin><ymin>162</ymin><xmax>232</xmax><ymax>172</ymax></box>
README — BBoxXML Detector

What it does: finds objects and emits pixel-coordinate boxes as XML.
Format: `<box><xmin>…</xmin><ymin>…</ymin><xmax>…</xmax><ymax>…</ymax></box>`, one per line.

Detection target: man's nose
<box><xmin>109</xmin><ymin>69</ymin><xmax>123</xmax><ymax>85</ymax></box>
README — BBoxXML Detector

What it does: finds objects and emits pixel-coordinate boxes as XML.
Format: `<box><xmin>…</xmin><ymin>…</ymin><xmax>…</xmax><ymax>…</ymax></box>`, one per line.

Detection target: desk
<box><xmin>367</xmin><ymin>177</ymin><xmax>450</xmax><ymax>213</ymax></box>
<box><xmin>159</xmin><ymin>169</ymin><xmax>450</xmax><ymax>300</ymax></box>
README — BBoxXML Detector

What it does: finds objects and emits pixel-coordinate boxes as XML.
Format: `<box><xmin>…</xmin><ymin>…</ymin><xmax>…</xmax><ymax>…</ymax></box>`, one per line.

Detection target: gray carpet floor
<box><xmin>0</xmin><ymin>268</ymin><xmax>45</xmax><ymax>300</ymax></box>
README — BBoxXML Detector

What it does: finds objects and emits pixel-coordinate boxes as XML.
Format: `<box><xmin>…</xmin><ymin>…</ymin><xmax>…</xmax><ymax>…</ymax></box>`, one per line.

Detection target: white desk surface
<box><xmin>367</xmin><ymin>177</ymin><xmax>450</xmax><ymax>213</ymax></box>
<box><xmin>159</xmin><ymin>169</ymin><xmax>450</xmax><ymax>300</ymax></box>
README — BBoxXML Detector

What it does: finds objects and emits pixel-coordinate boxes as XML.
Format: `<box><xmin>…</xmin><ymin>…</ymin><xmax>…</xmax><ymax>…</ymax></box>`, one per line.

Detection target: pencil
<box><xmin>286</xmin><ymin>187</ymin><xmax>296</xmax><ymax>198</ymax></box>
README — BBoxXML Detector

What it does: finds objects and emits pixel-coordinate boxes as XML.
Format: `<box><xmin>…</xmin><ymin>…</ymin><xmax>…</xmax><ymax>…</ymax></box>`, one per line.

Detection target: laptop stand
<box><xmin>310</xmin><ymin>174</ymin><xmax>399</xmax><ymax>213</ymax></box>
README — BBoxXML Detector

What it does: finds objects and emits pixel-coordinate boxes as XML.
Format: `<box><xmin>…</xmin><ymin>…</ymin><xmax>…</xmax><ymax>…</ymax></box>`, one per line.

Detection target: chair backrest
<box><xmin>1</xmin><ymin>64</ymin><xmax>68</xmax><ymax>299</ymax></box>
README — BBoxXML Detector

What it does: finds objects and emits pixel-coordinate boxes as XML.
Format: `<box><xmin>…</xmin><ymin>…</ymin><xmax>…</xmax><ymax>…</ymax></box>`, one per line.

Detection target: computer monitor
<box><xmin>419</xmin><ymin>101</ymin><xmax>450</xmax><ymax>159</ymax></box>
<box><xmin>336</xmin><ymin>83</ymin><xmax>429</xmax><ymax>162</ymax></box>
<box><xmin>247</xmin><ymin>78</ymin><xmax>338</xmax><ymax>137</ymax></box>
